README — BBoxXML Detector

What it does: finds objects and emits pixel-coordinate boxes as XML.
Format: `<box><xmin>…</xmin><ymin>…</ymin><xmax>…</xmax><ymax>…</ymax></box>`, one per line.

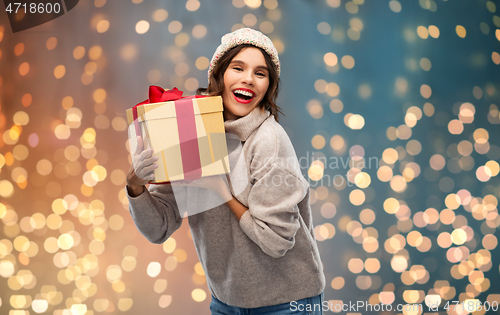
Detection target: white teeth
<box><xmin>233</xmin><ymin>89</ymin><xmax>253</xmax><ymax>97</ymax></box>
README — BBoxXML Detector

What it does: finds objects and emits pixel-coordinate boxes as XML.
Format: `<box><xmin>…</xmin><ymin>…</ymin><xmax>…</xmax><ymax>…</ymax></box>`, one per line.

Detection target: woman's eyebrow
<box><xmin>230</xmin><ymin>60</ymin><xmax>268</xmax><ymax>71</ymax></box>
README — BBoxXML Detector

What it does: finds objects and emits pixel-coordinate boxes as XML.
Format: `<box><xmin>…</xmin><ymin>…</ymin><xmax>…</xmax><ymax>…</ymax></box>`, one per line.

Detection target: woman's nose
<box><xmin>241</xmin><ymin>71</ymin><xmax>254</xmax><ymax>85</ymax></box>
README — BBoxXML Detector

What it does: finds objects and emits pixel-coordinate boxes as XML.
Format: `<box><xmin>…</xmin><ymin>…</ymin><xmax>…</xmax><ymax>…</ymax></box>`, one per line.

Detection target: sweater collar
<box><xmin>224</xmin><ymin>106</ymin><xmax>270</xmax><ymax>141</ymax></box>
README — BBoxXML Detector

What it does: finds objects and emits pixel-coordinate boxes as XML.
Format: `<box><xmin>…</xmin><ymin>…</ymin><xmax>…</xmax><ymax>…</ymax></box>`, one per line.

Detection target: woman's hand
<box><xmin>126</xmin><ymin>136</ymin><xmax>158</xmax><ymax>197</ymax></box>
<box><xmin>176</xmin><ymin>175</ymin><xmax>233</xmax><ymax>202</ymax></box>
<box><xmin>176</xmin><ymin>175</ymin><xmax>249</xmax><ymax>220</ymax></box>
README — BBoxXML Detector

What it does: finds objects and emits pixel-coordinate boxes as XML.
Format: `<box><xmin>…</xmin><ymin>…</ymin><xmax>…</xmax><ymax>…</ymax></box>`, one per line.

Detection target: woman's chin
<box><xmin>224</xmin><ymin>109</ymin><xmax>247</xmax><ymax>120</ymax></box>
<box><xmin>224</xmin><ymin>111</ymin><xmax>242</xmax><ymax>121</ymax></box>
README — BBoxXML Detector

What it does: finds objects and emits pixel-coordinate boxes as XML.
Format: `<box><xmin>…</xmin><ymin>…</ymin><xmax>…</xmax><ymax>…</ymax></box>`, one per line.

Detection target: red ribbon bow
<box><xmin>132</xmin><ymin>86</ymin><xmax>184</xmax><ymax>137</ymax></box>
<box><xmin>138</xmin><ymin>86</ymin><xmax>184</xmax><ymax>105</ymax></box>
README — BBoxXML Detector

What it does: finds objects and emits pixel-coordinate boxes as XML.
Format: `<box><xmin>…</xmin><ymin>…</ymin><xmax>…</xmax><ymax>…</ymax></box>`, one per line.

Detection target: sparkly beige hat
<box><xmin>208</xmin><ymin>28</ymin><xmax>280</xmax><ymax>80</ymax></box>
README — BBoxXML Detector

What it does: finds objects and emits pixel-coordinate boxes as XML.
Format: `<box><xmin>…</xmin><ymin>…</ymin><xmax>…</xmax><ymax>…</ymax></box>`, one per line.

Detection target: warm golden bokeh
<box><xmin>1</xmin><ymin>1</ymin><xmax>499</xmax><ymax>314</ymax></box>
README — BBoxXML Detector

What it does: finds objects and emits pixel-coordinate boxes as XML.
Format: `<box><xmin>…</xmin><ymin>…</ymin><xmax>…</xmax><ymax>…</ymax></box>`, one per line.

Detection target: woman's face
<box><xmin>222</xmin><ymin>47</ymin><xmax>270</xmax><ymax>121</ymax></box>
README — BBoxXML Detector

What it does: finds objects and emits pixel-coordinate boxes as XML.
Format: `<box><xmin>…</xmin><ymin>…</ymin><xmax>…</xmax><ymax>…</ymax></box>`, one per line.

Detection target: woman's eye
<box><xmin>234</xmin><ymin>67</ymin><xmax>243</xmax><ymax>71</ymax></box>
<box><xmin>256</xmin><ymin>72</ymin><xmax>266</xmax><ymax>77</ymax></box>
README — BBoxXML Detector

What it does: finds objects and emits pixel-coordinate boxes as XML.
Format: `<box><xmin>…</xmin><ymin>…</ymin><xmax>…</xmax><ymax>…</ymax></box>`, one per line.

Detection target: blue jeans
<box><xmin>210</xmin><ymin>293</ymin><xmax>324</xmax><ymax>315</ymax></box>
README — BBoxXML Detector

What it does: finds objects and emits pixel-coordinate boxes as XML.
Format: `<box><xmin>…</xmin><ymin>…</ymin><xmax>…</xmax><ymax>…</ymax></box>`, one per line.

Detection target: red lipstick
<box><xmin>232</xmin><ymin>88</ymin><xmax>255</xmax><ymax>104</ymax></box>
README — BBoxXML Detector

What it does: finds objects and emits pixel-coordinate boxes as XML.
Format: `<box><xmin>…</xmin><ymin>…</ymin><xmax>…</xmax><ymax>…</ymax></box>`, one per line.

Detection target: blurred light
<box><xmin>391</xmin><ymin>255</ymin><xmax>408</xmax><ymax>272</ymax></box>
<box><xmin>54</xmin><ymin>65</ymin><xmax>65</xmax><ymax>79</ymax></box>
<box><xmin>417</xmin><ymin>26</ymin><xmax>429</xmax><ymax>39</ymax></box>
<box><xmin>73</xmin><ymin>46</ymin><xmax>85</xmax><ymax>59</ymax></box>
<box><xmin>389</xmin><ymin>0</ymin><xmax>401</xmax><ymax>12</ymax></box>
<box><xmin>118</xmin><ymin>298</ymin><xmax>133</xmax><ymax>312</ymax></box>
<box><xmin>242</xmin><ymin>14</ymin><xmax>257</xmax><ymax>26</ymax></box>
<box><xmin>311</xmin><ymin>135</ymin><xmax>326</xmax><ymax>149</ymax></box>
<box><xmin>321</xmin><ymin>203</ymin><xmax>336</xmax><ymax>219</ymax></box>
<box><xmin>175</xmin><ymin>33</ymin><xmax>190</xmax><ymax>47</ymax></box>
<box><xmin>89</xmin><ymin>45</ymin><xmax>102</xmax><ymax>60</ymax></box>
<box><xmin>307</xmin><ymin>100</ymin><xmax>323</xmax><ymax>119</ymax></box>
<box><xmin>345</xmin><ymin>1</ymin><xmax>359</xmax><ymax>14</ymax></box>
<box><xmin>192</xmin><ymin>25</ymin><xmax>207</xmax><ymax>38</ymax></box>
<box><xmin>21</xmin><ymin>93</ymin><xmax>32</xmax><ymax>107</ymax></box>
<box><xmin>349</xmin><ymin>189</ymin><xmax>365</xmax><ymax>205</ymax></box>
<box><xmin>97</xmin><ymin>20</ymin><xmax>110</xmax><ymax>33</ymax></box>
<box><xmin>348</xmin><ymin>258</ymin><xmax>364</xmax><ymax>273</ymax></box>
<box><xmin>244</xmin><ymin>0</ymin><xmax>261</xmax><ymax>8</ymax></box>
<box><xmin>308</xmin><ymin>161</ymin><xmax>324</xmax><ymax>181</ymax></box>
<box><xmin>324</xmin><ymin>52</ymin><xmax>338</xmax><ymax>66</ymax></box>
<box><xmin>456</xmin><ymin>25</ymin><xmax>466</xmax><ymax>38</ymax></box>
<box><xmin>341</xmin><ymin>55</ymin><xmax>355</xmax><ymax>69</ymax></box>
<box><xmin>163</xmin><ymin>238</ymin><xmax>176</xmax><ymax>253</ymax></box>
<box><xmin>326</xmin><ymin>82</ymin><xmax>340</xmax><ymax>97</ymax></box>
<box><xmin>195</xmin><ymin>56</ymin><xmax>209</xmax><ymax>70</ymax></box>
<box><xmin>448</xmin><ymin>119</ymin><xmax>464</xmax><ymax>134</ymax></box>
<box><xmin>112</xmin><ymin>117</ymin><xmax>128</xmax><ymax>131</ymax></box>
<box><xmin>135</xmin><ymin>20</ymin><xmax>150</xmax><ymax>34</ymax></box>
<box><xmin>153</xmin><ymin>9</ymin><xmax>168</xmax><ymax>22</ymax></box>
<box><xmin>420</xmin><ymin>84</ymin><xmax>432</xmax><ymax>98</ymax></box>
<box><xmin>14</xmin><ymin>43</ymin><xmax>24</xmax><ymax>56</ymax></box>
<box><xmin>430</xmin><ymin>154</ymin><xmax>445</xmax><ymax>170</ymax></box>
<box><xmin>148</xmin><ymin>69</ymin><xmax>161</xmax><ymax>83</ymax></box>
<box><xmin>147</xmin><ymin>262</ymin><xmax>161</xmax><ymax>277</ymax></box>
<box><xmin>259</xmin><ymin>21</ymin><xmax>274</xmax><ymax>34</ymax></box>
<box><xmin>19</xmin><ymin>62</ymin><xmax>29</xmax><ymax>76</ymax></box>
<box><xmin>159</xmin><ymin>295</ymin><xmax>172</xmax><ymax>308</ymax></box>
<box><xmin>347</xmin><ymin>114</ymin><xmax>365</xmax><ymax>129</ymax></box>
<box><xmin>46</xmin><ymin>37</ymin><xmax>57</xmax><ymax>50</ymax></box>
<box><xmin>106</xmin><ymin>265</ymin><xmax>122</xmax><ymax>282</ymax></box>
<box><xmin>0</xmin><ymin>180</ymin><xmax>14</xmax><ymax>198</ymax></box>
<box><xmin>314</xmin><ymin>80</ymin><xmax>327</xmax><ymax>93</ymax></box>
<box><xmin>32</xmin><ymin>299</ymin><xmax>49</xmax><ymax>313</ymax></box>
<box><xmin>420</xmin><ymin>58</ymin><xmax>432</xmax><ymax>71</ymax></box>
<box><xmin>120</xmin><ymin>44</ymin><xmax>138</xmax><ymax>62</ymax></box>
<box><xmin>347</xmin><ymin>28</ymin><xmax>360</xmax><ymax>40</ymax></box>
<box><xmin>263</xmin><ymin>0</ymin><xmax>277</xmax><ymax>9</ymax></box>
<box><xmin>327</xmin><ymin>0</ymin><xmax>341</xmax><ymax>8</ymax></box>
<box><xmin>428</xmin><ymin>25</ymin><xmax>440</xmax><ymax>38</ymax></box>
<box><xmin>168</xmin><ymin>21</ymin><xmax>182</xmax><ymax>33</ymax></box>
<box><xmin>164</xmin><ymin>256</ymin><xmax>178</xmax><ymax>271</ymax></box>
<box><xmin>175</xmin><ymin>62</ymin><xmax>189</xmax><ymax>76</ymax></box>
<box><xmin>71</xmin><ymin>304</ymin><xmax>87</xmax><ymax>315</ymax></box>
<box><xmin>317</xmin><ymin>22</ymin><xmax>331</xmax><ymax>35</ymax></box>
<box><xmin>95</xmin><ymin>0</ymin><xmax>106</xmax><ymax>7</ymax></box>
<box><xmin>473</xmin><ymin>128</ymin><xmax>489</xmax><ymax>143</ymax></box>
<box><xmin>186</xmin><ymin>0</ymin><xmax>200</xmax><ymax>11</ymax></box>
<box><xmin>272</xmin><ymin>38</ymin><xmax>284</xmax><ymax>54</ymax></box>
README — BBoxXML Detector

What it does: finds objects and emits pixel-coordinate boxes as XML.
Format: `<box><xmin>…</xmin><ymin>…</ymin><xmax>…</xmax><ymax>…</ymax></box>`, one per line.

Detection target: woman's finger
<box><xmin>132</xmin><ymin>149</ymin><xmax>154</xmax><ymax>171</ymax></box>
<box><xmin>135</xmin><ymin>155</ymin><xmax>158</xmax><ymax>172</ymax></box>
<box><xmin>138</xmin><ymin>147</ymin><xmax>154</xmax><ymax>161</ymax></box>
<box><xmin>141</xmin><ymin>162</ymin><xmax>158</xmax><ymax>175</ymax></box>
<box><xmin>136</xmin><ymin>167</ymin><xmax>155</xmax><ymax>179</ymax></box>
<box><xmin>134</xmin><ymin>136</ymin><xmax>144</xmax><ymax>156</ymax></box>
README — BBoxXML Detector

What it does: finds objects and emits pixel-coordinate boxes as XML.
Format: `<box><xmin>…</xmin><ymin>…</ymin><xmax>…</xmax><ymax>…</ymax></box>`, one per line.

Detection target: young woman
<box><xmin>126</xmin><ymin>28</ymin><xmax>326</xmax><ymax>314</ymax></box>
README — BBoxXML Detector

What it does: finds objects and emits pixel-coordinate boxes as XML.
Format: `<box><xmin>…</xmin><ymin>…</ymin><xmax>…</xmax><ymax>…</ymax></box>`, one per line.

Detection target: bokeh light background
<box><xmin>1</xmin><ymin>0</ymin><xmax>500</xmax><ymax>314</ymax></box>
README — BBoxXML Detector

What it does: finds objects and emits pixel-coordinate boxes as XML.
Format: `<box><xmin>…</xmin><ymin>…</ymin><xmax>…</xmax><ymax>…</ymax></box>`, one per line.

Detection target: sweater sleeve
<box><xmin>238</xmin><ymin>163</ymin><xmax>307</xmax><ymax>258</ymax></box>
<box><xmin>126</xmin><ymin>184</ymin><xmax>185</xmax><ymax>244</ymax></box>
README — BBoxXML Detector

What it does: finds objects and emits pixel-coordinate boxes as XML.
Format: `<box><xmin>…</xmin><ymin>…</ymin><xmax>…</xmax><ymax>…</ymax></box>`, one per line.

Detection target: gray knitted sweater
<box><xmin>126</xmin><ymin>106</ymin><xmax>325</xmax><ymax>308</ymax></box>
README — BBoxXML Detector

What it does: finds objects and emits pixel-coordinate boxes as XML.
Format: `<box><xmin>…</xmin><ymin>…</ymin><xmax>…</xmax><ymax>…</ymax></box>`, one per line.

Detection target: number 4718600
<box><xmin>444</xmin><ymin>300</ymin><xmax>499</xmax><ymax>312</ymax></box>
<box><xmin>5</xmin><ymin>2</ymin><xmax>61</xmax><ymax>14</ymax></box>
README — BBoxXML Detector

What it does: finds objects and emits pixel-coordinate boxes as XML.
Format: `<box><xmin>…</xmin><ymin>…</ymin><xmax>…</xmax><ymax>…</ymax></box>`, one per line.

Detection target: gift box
<box><xmin>126</xmin><ymin>86</ymin><xmax>230</xmax><ymax>183</ymax></box>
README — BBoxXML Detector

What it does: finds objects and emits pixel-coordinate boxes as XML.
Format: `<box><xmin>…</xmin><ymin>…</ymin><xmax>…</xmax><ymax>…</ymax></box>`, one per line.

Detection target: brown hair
<box><xmin>197</xmin><ymin>44</ymin><xmax>283</xmax><ymax>122</ymax></box>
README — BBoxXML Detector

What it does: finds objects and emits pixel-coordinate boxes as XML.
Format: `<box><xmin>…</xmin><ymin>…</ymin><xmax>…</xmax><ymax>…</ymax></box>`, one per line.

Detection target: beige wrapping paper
<box><xmin>127</xmin><ymin>95</ymin><xmax>230</xmax><ymax>183</ymax></box>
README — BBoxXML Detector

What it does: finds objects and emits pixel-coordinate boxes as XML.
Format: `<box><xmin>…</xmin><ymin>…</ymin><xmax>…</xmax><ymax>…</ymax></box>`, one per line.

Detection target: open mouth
<box><xmin>232</xmin><ymin>89</ymin><xmax>255</xmax><ymax>103</ymax></box>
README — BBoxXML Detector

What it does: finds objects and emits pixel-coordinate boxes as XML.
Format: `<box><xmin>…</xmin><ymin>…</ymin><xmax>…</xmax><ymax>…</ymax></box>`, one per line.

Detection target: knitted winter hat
<box><xmin>208</xmin><ymin>28</ymin><xmax>280</xmax><ymax>80</ymax></box>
